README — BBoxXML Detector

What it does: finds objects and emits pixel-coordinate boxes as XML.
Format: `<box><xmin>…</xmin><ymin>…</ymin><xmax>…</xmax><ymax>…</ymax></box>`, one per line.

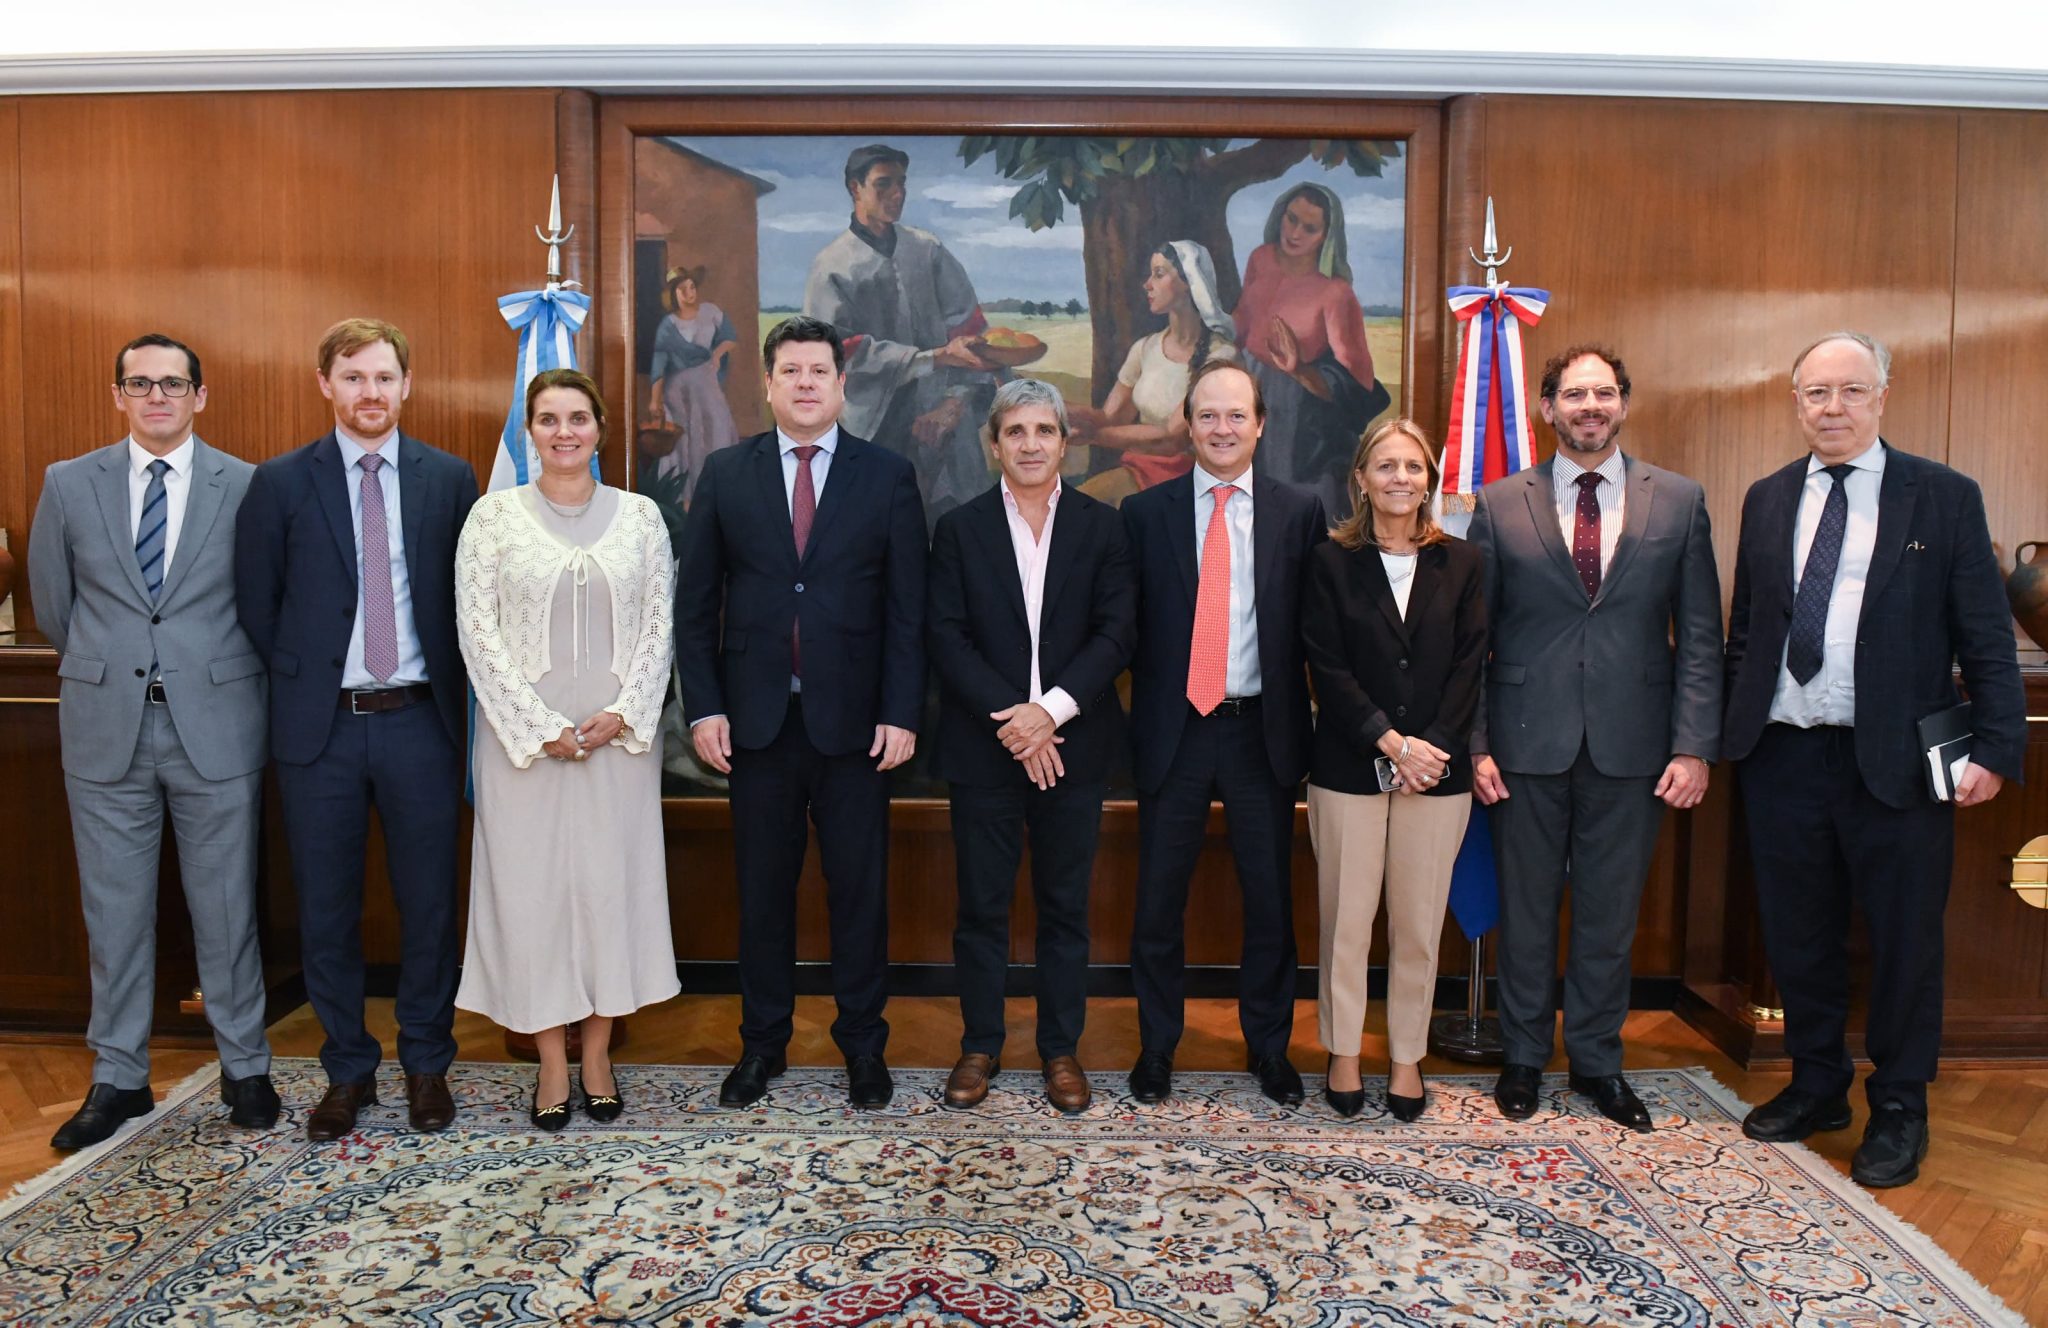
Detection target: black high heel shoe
<box><xmin>581</xmin><ymin>1068</ymin><xmax>624</xmax><ymax>1124</ymax></box>
<box><xmin>1386</xmin><ymin>1069</ymin><xmax>1428</xmax><ymax>1124</ymax></box>
<box><xmin>1324</xmin><ymin>1055</ymin><xmax>1366</xmax><ymax>1118</ymax></box>
<box><xmin>530</xmin><ymin>1081</ymin><xmax>574</xmax><ymax>1132</ymax></box>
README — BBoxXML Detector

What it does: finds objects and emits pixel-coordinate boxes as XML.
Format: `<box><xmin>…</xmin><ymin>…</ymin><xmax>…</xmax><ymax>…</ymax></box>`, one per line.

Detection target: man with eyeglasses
<box><xmin>1469</xmin><ymin>344</ymin><xmax>1723</xmax><ymax>1132</ymax></box>
<box><xmin>28</xmin><ymin>333</ymin><xmax>278</xmax><ymax>1149</ymax></box>
<box><xmin>1722</xmin><ymin>331</ymin><xmax>2023</xmax><ymax>1187</ymax></box>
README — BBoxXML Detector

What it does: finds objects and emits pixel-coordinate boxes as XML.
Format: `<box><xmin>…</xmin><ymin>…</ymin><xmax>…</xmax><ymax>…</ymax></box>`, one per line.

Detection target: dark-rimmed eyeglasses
<box><xmin>118</xmin><ymin>376</ymin><xmax>194</xmax><ymax>398</ymax></box>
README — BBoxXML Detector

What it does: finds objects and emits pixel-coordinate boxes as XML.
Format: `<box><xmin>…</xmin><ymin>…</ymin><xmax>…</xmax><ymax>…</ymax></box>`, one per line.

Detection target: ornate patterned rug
<box><xmin>0</xmin><ymin>1059</ymin><xmax>2022</xmax><ymax>1327</ymax></box>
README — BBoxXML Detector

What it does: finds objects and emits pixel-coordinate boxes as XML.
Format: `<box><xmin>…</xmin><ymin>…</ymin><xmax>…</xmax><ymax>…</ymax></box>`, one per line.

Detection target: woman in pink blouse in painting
<box><xmin>1236</xmin><ymin>182</ymin><xmax>1392</xmax><ymax>514</ymax></box>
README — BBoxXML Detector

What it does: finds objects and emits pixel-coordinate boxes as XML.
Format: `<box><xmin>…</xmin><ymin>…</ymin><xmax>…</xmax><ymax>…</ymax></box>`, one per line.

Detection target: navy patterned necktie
<box><xmin>135</xmin><ymin>459</ymin><xmax>169</xmax><ymax>602</ymax></box>
<box><xmin>1571</xmin><ymin>472</ymin><xmax>1603</xmax><ymax>598</ymax></box>
<box><xmin>1786</xmin><ymin>464</ymin><xmax>1855</xmax><ymax>685</ymax></box>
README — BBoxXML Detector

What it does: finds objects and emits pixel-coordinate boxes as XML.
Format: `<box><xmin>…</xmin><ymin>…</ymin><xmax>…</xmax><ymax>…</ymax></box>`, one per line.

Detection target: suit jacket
<box><xmin>1303</xmin><ymin>536</ymin><xmax>1486</xmax><ymax>796</ymax></box>
<box><xmin>1469</xmin><ymin>455</ymin><xmax>1723</xmax><ymax>778</ymax></box>
<box><xmin>1722</xmin><ymin>441</ymin><xmax>2025</xmax><ymax>809</ymax></box>
<box><xmin>29</xmin><ymin>438</ymin><xmax>266</xmax><ymax>783</ymax></box>
<box><xmin>927</xmin><ymin>482</ymin><xmax>1137</xmax><ymax>787</ymax></box>
<box><xmin>675</xmin><ymin>430</ymin><xmax>927</xmax><ymax>756</ymax></box>
<box><xmin>1122</xmin><ymin>469</ymin><xmax>1328</xmax><ymax>794</ymax></box>
<box><xmin>233</xmin><ymin>431</ymin><xmax>478</xmax><ymax>764</ymax></box>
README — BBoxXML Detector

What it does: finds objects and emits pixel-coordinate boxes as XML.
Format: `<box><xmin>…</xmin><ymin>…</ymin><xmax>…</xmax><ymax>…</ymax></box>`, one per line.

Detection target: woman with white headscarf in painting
<box><xmin>1072</xmin><ymin>239</ymin><xmax>1241</xmax><ymax>508</ymax></box>
<box><xmin>646</xmin><ymin>263</ymin><xmax>739</xmax><ymax>504</ymax></box>
<box><xmin>1236</xmin><ymin>182</ymin><xmax>1393</xmax><ymax>515</ymax></box>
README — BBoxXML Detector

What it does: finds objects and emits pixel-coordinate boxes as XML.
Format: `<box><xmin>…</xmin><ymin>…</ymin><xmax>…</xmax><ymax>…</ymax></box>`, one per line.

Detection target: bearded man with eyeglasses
<box><xmin>1721</xmin><ymin>331</ymin><xmax>2024</xmax><ymax>1188</ymax></box>
<box><xmin>28</xmin><ymin>333</ymin><xmax>279</xmax><ymax>1149</ymax></box>
<box><xmin>1468</xmin><ymin>344</ymin><xmax>1724</xmax><ymax>1133</ymax></box>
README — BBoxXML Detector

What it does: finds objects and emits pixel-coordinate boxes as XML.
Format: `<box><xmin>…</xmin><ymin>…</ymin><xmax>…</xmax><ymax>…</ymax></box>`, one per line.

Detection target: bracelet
<box><xmin>1397</xmin><ymin>737</ymin><xmax>1410</xmax><ymax>761</ymax></box>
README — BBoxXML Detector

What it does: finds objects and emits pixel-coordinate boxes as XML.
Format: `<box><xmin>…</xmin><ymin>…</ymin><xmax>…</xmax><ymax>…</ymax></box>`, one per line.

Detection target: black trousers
<box><xmin>1131</xmin><ymin>706</ymin><xmax>1298</xmax><ymax>1059</ymax></box>
<box><xmin>727</xmin><ymin>693</ymin><xmax>890</xmax><ymax>1060</ymax></box>
<box><xmin>950</xmin><ymin>778</ymin><xmax>1103</xmax><ymax>1060</ymax></box>
<box><xmin>276</xmin><ymin>696</ymin><xmax>462</xmax><ymax>1084</ymax></box>
<box><xmin>1738</xmin><ymin>723</ymin><xmax>1955</xmax><ymax>1113</ymax></box>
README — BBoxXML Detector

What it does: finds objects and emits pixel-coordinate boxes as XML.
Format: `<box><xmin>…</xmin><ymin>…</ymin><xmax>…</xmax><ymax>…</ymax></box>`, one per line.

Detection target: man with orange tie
<box><xmin>1121</xmin><ymin>360</ymin><xmax>1328</xmax><ymax>1105</ymax></box>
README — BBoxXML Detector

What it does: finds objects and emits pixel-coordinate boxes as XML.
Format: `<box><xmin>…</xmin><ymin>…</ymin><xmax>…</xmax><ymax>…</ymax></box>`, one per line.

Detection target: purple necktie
<box><xmin>790</xmin><ymin>445</ymin><xmax>819</xmax><ymax>677</ymax></box>
<box><xmin>358</xmin><ymin>452</ymin><xmax>398</xmax><ymax>684</ymax></box>
<box><xmin>1572</xmin><ymin>472</ymin><xmax>1603</xmax><ymax>598</ymax></box>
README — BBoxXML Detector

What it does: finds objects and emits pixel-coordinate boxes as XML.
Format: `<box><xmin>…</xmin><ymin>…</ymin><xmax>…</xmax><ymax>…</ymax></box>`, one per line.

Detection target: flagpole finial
<box><xmin>1468</xmin><ymin>195</ymin><xmax>1513</xmax><ymax>290</ymax></box>
<box><xmin>535</xmin><ymin>173</ymin><xmax>580</xmax><ymax>290</ymax></box>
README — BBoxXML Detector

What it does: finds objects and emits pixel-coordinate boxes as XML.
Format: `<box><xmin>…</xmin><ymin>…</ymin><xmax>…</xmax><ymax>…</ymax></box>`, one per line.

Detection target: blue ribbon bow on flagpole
<box><xmin>493</xmin><ymin>285</ymin><xmax>593</xmax><ymax>491</ymax></box>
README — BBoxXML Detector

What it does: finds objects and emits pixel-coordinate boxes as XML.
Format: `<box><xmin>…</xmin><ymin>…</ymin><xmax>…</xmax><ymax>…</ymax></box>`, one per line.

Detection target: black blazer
<box><xmin>675</xmin><ymin>430</ymin><xmax>926</xmax><ymax>757</ymax></box>
<box><xmin>234</xmin><ymin>432</ymin><xmax>477</xmax><ymax>765</ymax></box>
<box><xmin>1122</xmin><ymin>470</ymin><xmax>1328</xmax><ymax>794</ymax></box>
<box><xmin>927</xmin><ymin>483</ymin><xmax>1137</xmax><ymax>787</ymax></box>
<box><xmin>1303</xmin><ymin>536</ymin><xmax>1487</xmax><ymax>796</ymax></box>
<box><xmin>1722</xmin><ymin>441</ymin><xmax>2025</xmax><ymax>810</ymax></box>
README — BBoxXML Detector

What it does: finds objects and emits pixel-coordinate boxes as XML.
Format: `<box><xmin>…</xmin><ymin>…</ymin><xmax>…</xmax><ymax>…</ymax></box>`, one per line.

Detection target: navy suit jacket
<box><xmin>1722</xmin><ymin>441</ymin><xmax>2026</xmax><ymax>809</ymax></box>
<box><xmin>1122</xmin><ymin>469</ymin><xmax>1327</xmax><ymax>794</ymax></box>
<box><xmin>927</xmin><ymin>482</ymin><xmax>1137</xmax><ymax>787</ymax></box>
<box><xmin>675</xmin><ymin>430</ymin><xmax>927</xmax><ymax>756</ymax></box>
<box><xmin>234</xmin><ymin>431</ymin><xmax>478</xmax><ymax>765</ymax></box>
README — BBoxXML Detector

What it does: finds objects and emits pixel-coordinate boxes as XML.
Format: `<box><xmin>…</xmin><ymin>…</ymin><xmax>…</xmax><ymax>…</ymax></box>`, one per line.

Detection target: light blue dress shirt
<box><xmin>336</xmin><ymin>430</ymin><xmax>428</xmax><ymax>688</ymax></box>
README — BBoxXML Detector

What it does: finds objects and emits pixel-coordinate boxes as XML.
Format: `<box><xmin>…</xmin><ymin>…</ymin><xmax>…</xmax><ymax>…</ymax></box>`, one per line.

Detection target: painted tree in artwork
<box><xmin>958</xmin><ymin>135</ymin><xmax>1400</xmax><ymax>398</ymax></box>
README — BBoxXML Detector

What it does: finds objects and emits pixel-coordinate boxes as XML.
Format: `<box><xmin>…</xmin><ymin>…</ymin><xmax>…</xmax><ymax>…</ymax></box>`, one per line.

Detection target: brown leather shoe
<box><xmin>943</xmin><ymin>1054</ymin><xmax>998</xmax><ymax>1109</ymax></box>
<box><xmin>405</xmin><ymin>1073</ymin><xmax>456</xmax><ymax>1131</ymax></box>
<box><xmin>1043</xmin><ymin>1055</ymin><xmax>1092</xmax><ymax>1115</ymax></box>
<box><xmin>306</xmin><ymin>1080</ymin><xmax>378</xmax><ymax>1142</ymax></box>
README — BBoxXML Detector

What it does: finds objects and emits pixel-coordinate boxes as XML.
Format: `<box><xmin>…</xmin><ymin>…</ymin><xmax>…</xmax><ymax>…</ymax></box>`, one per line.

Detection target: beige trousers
<box><xmin>1306</xmin><ymin>784</ymin><xmax>1472</xmax><ymax>1063</ymax></box>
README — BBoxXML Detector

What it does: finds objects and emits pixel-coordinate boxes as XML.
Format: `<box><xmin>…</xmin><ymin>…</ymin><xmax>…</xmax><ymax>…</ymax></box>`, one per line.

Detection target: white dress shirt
<box><xmin>999</xmin><ymin>477</ymin><xmax>1079</xmax><ymax>728</ymax></box>
<box><xmin>1192</xmin><ymin>464</ymin><xmax>1263</xmax><ymax>697</ymax></box>
<box><xmin>1380</xmin><ymin>550</ymin><xmax>1418</xmax><ymax>619</ymax></box>
<box><xmin>779</xmin><ymin>425</ymin><xmax>838</xmax><ymax>513</ymax></box>
<box><xmin>1768</xmin><ymin>440</ymin><xmax>1885</xmax><ymax>728</ymax></box>
<box><xmin>1551</xmin><ymin>449</ymin><xmax>1627</xmax><ymax>578</ymax></box>
<box><xmin>336</xmin><ymin>429</ymin><xmax>428</xmax><ymax>688</ymax></box>
<box><xmin>127</xmin><ymin>435</ymin><xmax>196</xmax><ymax>578</ymax></box>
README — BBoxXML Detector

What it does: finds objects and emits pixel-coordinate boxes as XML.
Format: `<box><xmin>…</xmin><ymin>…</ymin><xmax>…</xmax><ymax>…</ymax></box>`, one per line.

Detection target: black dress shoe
<box><xmin>1127</xmin><ymin>1050</ymin><xmax>1173</xmax><ymax>1104</ymax></box>
<box><xmin>50</xmin><ymin>1083</ymin><xmax>154</xmax><ymax>1150</ymax></box>
<box><xmin>1249</xmin><ymin>1053</ymin><xmax>1305</xmax><ymax>1106</ymax></box>
<box><xmin>220</xmin><ymin>1073</ymin><xmax>281</xmax><ymax>1129</ymax></box>
<box><xmin>1569</xmin><ymin>1072</ymin><xmax>1653</xmax><ymax>1132</ymax></box>
<box><xmin>1323</xmin><ymin>1056</ymin><xmax>1365</xmax><ymax>1118</ymax></box>
<box><xmin>530</xmin><ymin>1083</ymin><xmax>574</xmax><ymax>1132</ymax></box>
<box><xmin>581</xmin><ymin>1070</ymin><xmax>624</xmax><ymax>1124</ymax></box>
<box><xmin>718</xmin><ymin>1052</ymin><xmax>787</xmax><ymax>1108</ymax></box>
<box><xmin>1494</xmin><ymin>1064</ymin><xmax>1541</xmax><ymax>1120</ymax></box>
<box><xmin>846</xmin><ymin>1055</ymin><xmax>894</xmax><ymax>1108</ymax></box>
<box><xmin>1851</xmin><ymin>1104</ymin><xmax>1929</xmax><ymax>1188</ymax></box>
<box><xmin>1742</xmin><ymin>1087</ymin><xmax>1853</xmax><ymax>1142</ymax></box>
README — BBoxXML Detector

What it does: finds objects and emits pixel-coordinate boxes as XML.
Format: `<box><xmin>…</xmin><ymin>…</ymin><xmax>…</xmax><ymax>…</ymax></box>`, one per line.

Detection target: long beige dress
<box><xmin>454</xmin><ymin>485</ymin><xmax>680</xmax><ymax>1033</ymax></box>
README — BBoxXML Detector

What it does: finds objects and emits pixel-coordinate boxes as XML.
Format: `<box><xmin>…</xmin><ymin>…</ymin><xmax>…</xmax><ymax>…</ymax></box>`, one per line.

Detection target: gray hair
<box><xmin>985</xmin><ymin>377</ymin><xmax>1069</xmax><ymax>441</ymax></box>
<box><xmin>1791</xmin><ymin>331</ymin><xmax>1891</xmax><ymax>387</ymax></box>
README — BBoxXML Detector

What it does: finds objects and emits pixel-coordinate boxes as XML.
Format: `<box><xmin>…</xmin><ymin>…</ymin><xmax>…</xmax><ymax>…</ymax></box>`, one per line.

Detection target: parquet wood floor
<box><xmin>4</xmin><ymin>999</ymin><xmax>2045</xmax><ymax>1321</ymax></box>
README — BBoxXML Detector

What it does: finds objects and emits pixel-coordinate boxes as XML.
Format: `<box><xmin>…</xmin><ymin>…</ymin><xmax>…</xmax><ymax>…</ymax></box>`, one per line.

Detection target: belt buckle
<box><xmin>349</xmin><ymin>689</ymin><xmax>372</xmax><ymax>715</ymax></box>
<box><xmin>146</xmin><ymin>679</ymin><xmax>167</xmax><ymax>705</ymax></box>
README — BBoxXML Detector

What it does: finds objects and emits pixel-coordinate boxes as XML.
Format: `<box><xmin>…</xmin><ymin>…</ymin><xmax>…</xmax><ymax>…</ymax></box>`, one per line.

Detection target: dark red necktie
<box><xmin>1572</xmin><ymin>471</ymin><xmax>1603</xmax><ymax>598</ymax></box>
<box><xmin>790</xmin><ymin>445</ymin><xmax>819</xmax><ymax>676</ymax></box>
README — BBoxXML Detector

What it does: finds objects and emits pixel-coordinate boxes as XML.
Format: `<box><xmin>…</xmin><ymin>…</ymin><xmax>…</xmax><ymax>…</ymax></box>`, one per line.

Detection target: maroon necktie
<box><xmin>1572</xmin><ymin>471</ymin><xmax>1603</xmax><ymax>598</ymax></box>
<box><xmin>790</xmin><ymin>445</ymin><xmax>820</xmax><ymax>676</ymax></box>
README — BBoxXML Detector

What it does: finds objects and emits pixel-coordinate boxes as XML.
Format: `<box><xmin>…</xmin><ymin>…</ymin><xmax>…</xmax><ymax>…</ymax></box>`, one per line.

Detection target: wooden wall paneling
<box><xmin>0</xmin><ymin>99</ymin><xmax>23</xmax><ymax>621</ymax></box>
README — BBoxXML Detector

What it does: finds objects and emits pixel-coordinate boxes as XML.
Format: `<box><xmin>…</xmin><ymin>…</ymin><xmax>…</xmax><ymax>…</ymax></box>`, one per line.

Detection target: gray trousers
<box><xmin>1489</xmin><ymin>741</ymin><xmax>1663</xmax><ymax>1076</ymax></box>
<box><xmin>65</xmin><ymin>704</ymin><xmax>269</xmax><ymax>1088</ymax></box>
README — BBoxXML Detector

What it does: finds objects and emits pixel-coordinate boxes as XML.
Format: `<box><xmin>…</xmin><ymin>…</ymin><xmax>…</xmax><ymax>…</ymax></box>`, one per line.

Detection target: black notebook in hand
<box><xmin>1918</xmin><ymin>702</ymin><xmax>1973</xmax><ymax>802</ymax></box>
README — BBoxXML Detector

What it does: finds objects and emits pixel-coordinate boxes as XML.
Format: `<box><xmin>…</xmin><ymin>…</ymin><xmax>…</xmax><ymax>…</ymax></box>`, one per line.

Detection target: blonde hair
<box><xmin>1331</xmin><ymin>417</ymin><xmax>1450</xmax><ymax>552</ymax></box>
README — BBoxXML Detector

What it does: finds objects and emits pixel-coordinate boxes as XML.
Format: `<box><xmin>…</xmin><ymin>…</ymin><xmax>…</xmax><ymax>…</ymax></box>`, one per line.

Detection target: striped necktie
<box><xmin>135</xmin><ymin>459</ymin><xmax>170</xmax><ymax>602</ymax></box>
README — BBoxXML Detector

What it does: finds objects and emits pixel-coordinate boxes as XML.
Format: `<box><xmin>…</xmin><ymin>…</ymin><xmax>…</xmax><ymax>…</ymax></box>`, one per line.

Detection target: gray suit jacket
<box><xmin>1468</xmin><ymin>454</ymin><xmax>1723</xmax><ymax>778</ymax></box>
<box><xmin>29</xmin><ymin>438</ymin><xmax>267</xmax><ymax>783</ymax></box>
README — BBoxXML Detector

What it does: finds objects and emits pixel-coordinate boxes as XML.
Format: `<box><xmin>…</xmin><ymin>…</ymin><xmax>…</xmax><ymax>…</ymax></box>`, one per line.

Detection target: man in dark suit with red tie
<box><xmin>927</xmin><ymin>379</ymin><xmax>1136</xmax><ymax>1114</ymax></box>
<box><xmin>1122</xmin><ymin>360</ymin><xmax>1328</xmax><ymax>1106</ymax></box>
<box><xmin>676</xmin><ymin>316</ymin><xmax>927</xmax><ymax>1110</ymax></box>
<box><xmin>1722</xmin><ymin>331</ymin><xmax>2024</xmax><ymax>1187</ymax></box>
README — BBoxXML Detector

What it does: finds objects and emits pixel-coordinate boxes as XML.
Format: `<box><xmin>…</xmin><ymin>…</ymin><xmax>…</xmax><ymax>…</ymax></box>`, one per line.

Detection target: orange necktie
<box><xmin>1186</xmin><ymin>483</ymin><xmax>1237</xmax><ymax>715</ymax></box>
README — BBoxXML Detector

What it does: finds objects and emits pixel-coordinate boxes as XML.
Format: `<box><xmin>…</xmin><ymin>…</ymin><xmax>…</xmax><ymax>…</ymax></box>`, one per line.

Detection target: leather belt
<box><xmin>342</xmin><ymin>683</ymin><xmax>434</xmax><ymax>714</ymax></box>
<box><xmin>1193</xmin><ymin>695</ymin><xmax>1262</xmax><ymax>718</ymax></box>
<box><xmin>146</xmin><ymin>680</ymin><xmax>168</xmax><ymax>705</ymax></box>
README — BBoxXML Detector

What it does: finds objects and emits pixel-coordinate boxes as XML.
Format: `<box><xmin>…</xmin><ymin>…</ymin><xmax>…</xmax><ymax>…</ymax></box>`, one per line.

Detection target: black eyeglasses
<box><xmin>118</xmin><ymin>376</ymin><xmax>195</xmax><ymax>398</ymax></box>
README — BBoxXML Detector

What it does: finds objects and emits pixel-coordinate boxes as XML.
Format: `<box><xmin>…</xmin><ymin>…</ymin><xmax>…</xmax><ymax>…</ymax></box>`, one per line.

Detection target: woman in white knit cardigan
<box><xmin>454</xmin><ymin>368</ymin><xmax>679</xmax><ymax>1129</ymax></box>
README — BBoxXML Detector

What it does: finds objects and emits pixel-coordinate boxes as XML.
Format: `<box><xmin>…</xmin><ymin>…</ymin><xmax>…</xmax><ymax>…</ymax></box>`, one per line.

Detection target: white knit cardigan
<box><xmin>455</xmin><ymin>487</ymin><xmax>675</xmax><ymax>769</ymax></box>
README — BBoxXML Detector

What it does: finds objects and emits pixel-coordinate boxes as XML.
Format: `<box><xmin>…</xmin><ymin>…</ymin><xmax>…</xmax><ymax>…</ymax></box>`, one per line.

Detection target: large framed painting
<box><xmin>598</xmin><ymin>98</ymin><xmax>1443</xmax><ymax>798</ymax></box>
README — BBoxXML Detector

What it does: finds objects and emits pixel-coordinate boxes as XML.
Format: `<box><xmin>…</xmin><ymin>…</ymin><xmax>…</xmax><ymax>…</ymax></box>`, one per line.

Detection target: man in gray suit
<box><xmin>1469</xmin><ymin>344</ymin><xmax>1722</xmax><ymax>1131</ymax></box>
<box><xmin>28</xmin><ymin>333</ymin><xmax>276</xmax><ymax>1150</ymax></box>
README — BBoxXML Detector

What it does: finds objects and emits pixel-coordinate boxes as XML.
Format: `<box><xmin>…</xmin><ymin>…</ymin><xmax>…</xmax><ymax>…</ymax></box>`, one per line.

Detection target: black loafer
<box><xmin>50</xmin><ymin>1083</ymin><xmax>154</xmax><ymax>1150</ymax></box>
<box><xmin>1851</xmin><ymin>1104</ymin><xmax>1929</xmax><ymax>1188</ymax></box>
<box><xmin>1249</xmin><ymin>1053</ymin><xmax>1305</xmax><ymax>1106</ymax></box>
<box><xmin>1569</xmin><ymin>1072</ymin><xmax>1654</xmax><ymax>1132</ymax></box>
<box><xmin>1493</xmin><ymin>1064</ymin><xmax>1541</xmax><ymax>1121</ymax></box>
<box><xmin>1127</xmin><ymin>1050</ymin><xmax>1173</xmax><ymax>1104</ymax></box>
<box><xmin>220</xmin><ymin>1073</ymin><xmax>281</xmax><ymax>1130</ymax></box>
<box><xmin>846</xmin><ymin>1055</ymin><xmax>894</xmax><ymax>1108</ymax></box>
<box><xmin>1742</xmin><ymin>1087</ymin><xmax>1853</xmax><ymax>1142</ymax></box>
<box><xmin>718</xmin><ymin>1052</ymin><xmax>787</xmax><ymax>1108</ymax></box>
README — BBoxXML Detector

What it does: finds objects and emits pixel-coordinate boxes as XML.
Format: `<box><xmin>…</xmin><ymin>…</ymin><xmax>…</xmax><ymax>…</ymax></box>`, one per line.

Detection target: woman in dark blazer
<box><xmin>1303</xmin><ymin>418</ymin><xmax>1485</xmax><ymax>1119</ymax></box>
